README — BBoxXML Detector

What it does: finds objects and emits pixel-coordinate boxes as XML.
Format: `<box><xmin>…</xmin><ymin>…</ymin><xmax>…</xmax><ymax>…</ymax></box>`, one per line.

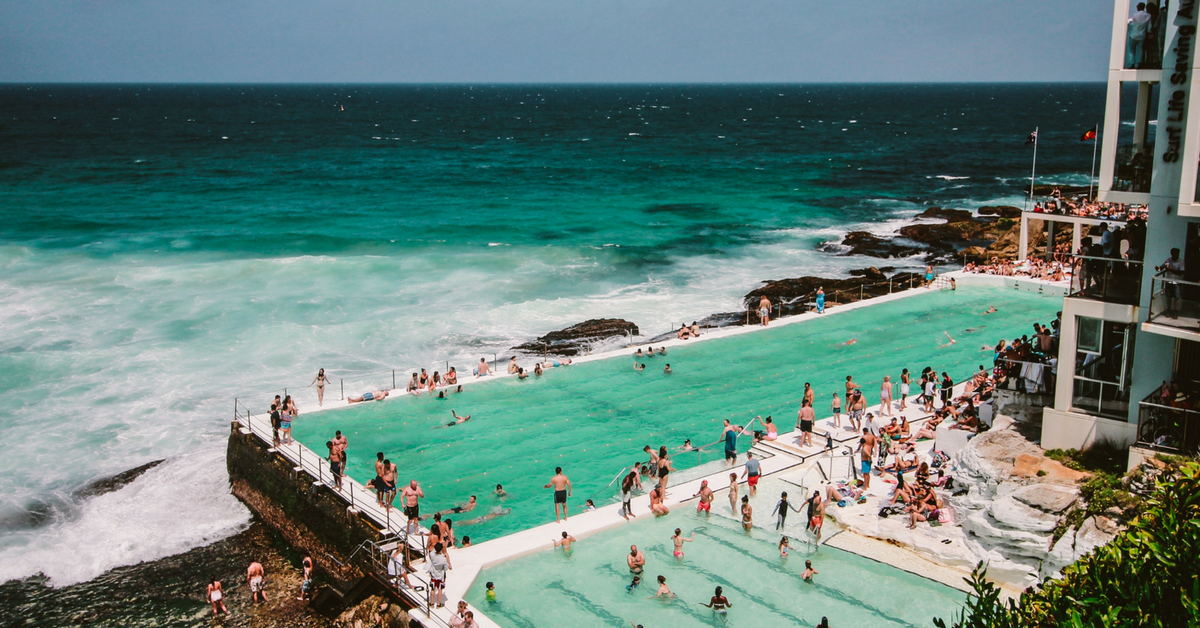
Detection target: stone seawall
<box><xmin>225</xmin><ymin>423</ymin><xmax>385</xmax><ymax>584</ymax></box>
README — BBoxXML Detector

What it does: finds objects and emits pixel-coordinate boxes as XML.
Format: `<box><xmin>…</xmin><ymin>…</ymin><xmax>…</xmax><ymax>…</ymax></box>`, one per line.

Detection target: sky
<box><xmin>0</xmin><ymin>0</ymin><xmax>1114</xmax><ymax>83</ymax></box>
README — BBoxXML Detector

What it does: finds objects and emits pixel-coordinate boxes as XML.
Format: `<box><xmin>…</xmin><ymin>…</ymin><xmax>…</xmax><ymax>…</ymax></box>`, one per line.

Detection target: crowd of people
<box><xmin>962</xmin><ymin>256</ymin><xmax>1069</xmax><ymax>280</ymax></box>
<box><xmin>1032</xmin><ymin>191</ymin><xmax>1147</xmax><ymax>222</ymax></box>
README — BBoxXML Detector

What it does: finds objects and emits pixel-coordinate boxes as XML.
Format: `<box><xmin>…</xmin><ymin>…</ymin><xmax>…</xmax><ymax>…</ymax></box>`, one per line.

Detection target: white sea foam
<box><xmin>936</xmin><ymin>175</ymin><xmax>970</xmax><ymax>180</ymax></box>
<box><xmin>0</xmin><ymin>448</ymin><xmax>248</xmax><ymax>587</ymax></box>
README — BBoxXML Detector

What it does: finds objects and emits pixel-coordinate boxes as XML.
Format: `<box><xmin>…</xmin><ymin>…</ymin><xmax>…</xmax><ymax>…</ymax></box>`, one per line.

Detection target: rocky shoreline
<box><xmin>511</xmin><ymin>204</ymin><xmax>1028</xmax><ymax>356</ymax></box>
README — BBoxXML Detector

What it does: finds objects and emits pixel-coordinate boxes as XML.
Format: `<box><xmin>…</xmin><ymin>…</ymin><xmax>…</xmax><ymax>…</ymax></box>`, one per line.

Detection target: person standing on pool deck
<box><xmin>741</xmin><ymin>452</ymin><xmax>762</xmax><ymax>496</ymax></box>
<box><xmin>728</xmin><ymin>472</ymin><xmax>740</xmax><ymax>513</ymax></box>
<box><xmin>900</xmin><ymin>368</ymin><xmax>911</xmax><ymax>410</ymax></box>
<box><xmin>333</xmin><ymin>430</ymin><xmax>348</xmax><ymax>461</ymax></box>
<box><xmin>694</xmin><ymin>480</ymin><xmax>714</xmax><ymax>515</ymax></box>
<box><xmin>857</xmin><ymin>428</ymin><xmax>877</xmax><ymax>489</ymax></box>
<box><xmin>831</xmin><ymin>393</ymin><xmax>841</xmax><ymax>428</ymax></box>
<box><xmin>803</xmin><ymin>382</ymin><xmax>815</xmax><ymax>408</ymax></box>
<box><xmin>722</xmin><ymin>420</ymin><xmax>739</xmax><ymax>466</ymax></box>
<box><xmin>544</xmin><ymin>467</ymin><xmax>572</xmax><ymax>522</ymax></box>
<box><xmin>880</xmin><ymin>376</ymin><xmax>893</xmax><ymax>417</ymax></box>
<box><xmin>940</xmin><ymin>372</ymin><xmax>954</xmax><ymax>408</ymax></box>
<box><xmin>309</xmin><ymin>368</ymin><xmax>329</xmax><ymax>406</ymax></box>
<box><xmin>815</xmin><ymin>287</ymin><xmax>826</xmax><ymax>314</ymax></box>
<box><xmin>621</xmin><ymin>471</ymin><xmax>639</xmax><ymax>520</ymax></box>
<box><xmin>270</xmin><ymin>402</ymin><xmax>281</xmax><ymax>448</ymax></box>
<box><xmin>797</xmin><ymin>400</ymin><xmax>816</xmax><ymax>447</ymax></box>
<box><xmin>656</xmin><ymin>446</ymin><xmax>673</xmax><ymax>493</ymax></box>
<box><xmin>381</xmin><ymin>461</ymin><xmax>398</xmax><ymax>509</ymax></box>
<box><xmin>327</xmin><ymin>440</ymin><xmax>344</xmax><ymax>491</ymax></box>
<box><xmin>758</xmin><ymin>295</ymin><xmax>771</xmax><ymax>326</ymax></box>
<box><xmin>401</xmin><ymin>480</ymin><xmax>424</xmax><ymax>519</ymax></box>
<box><xmin>426</xmin><ymin>542</ymin><xmax>451</xmax><ymax>608</ymax></box>
<box><xmin>700</xmin><ymin>586</ymin><xmax>732</xmax><ymax>613</ymax></box>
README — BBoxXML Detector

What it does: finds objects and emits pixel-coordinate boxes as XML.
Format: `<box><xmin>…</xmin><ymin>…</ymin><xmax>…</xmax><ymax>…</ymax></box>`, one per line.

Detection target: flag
<box><xmin>1025</xmin><ymin>131</ymin><xmax>1038</xmax><ymax>145</ymax></box>
<box><xmin>1080</xmin><ymin>126</ymin><xmax>1097</xmax><ymax>142</ymax></box>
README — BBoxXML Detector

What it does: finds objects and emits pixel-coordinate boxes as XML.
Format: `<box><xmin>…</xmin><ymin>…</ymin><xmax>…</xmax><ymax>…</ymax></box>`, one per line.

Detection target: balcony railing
<box><xmin>1112</xmin><ymin>144</ymin><xmax>1154</xmax><ymax>193</ymax></box>
<box><xmin>1069</xmin><ymin>255</ymin><xmax>1144</xmax><ymax>305</ymax></box>
<box><xmin>1136</xmin><ymin>393</ymin><xmax>1200</xmax><ymax>455</ymax></box>
<box><xmin>1147</xmin><ymin>270</ymin><xmax>1200</xmax><ymax>333</ymax></box>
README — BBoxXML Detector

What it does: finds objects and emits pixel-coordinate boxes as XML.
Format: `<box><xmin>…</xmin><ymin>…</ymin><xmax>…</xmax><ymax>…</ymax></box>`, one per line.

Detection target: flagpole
<box><xmin>1089</xmin><ymin>123</ymin><xmax>1099</xmax><ymax>201</ymax></box>
<box><xmin>1026</xmin><ymin>126</ymin><xmax>1039</xmax><ymax>211</ymax></box>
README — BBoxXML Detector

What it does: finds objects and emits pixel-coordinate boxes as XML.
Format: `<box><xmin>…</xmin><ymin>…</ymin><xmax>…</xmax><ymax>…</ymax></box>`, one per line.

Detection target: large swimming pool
<box><xmin>291</xmin><ymin>285</ymin><xmax>1059</xmax><ymax>542</ymax></box>
<box><xmin>465</xmin><ymin>505</ymin><xmax>964</xmax><ymax>628</ymax></box>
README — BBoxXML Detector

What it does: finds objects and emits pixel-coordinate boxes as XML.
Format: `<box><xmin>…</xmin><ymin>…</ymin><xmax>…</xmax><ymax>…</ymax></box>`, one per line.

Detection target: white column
<box><xmin>1072</xmin><ymin>222</ymin><xmax>1082</xmax><ymax>253</ymax></box>
<box><xmin>1134</xmin><ymin>82</ymin><xmax>1152</xmax><ymax>149</ymax></box>
<box><xmin>1018</xmin><ymin>215</ymin><xmax>1030</xmax><ymax>260</ymax></box>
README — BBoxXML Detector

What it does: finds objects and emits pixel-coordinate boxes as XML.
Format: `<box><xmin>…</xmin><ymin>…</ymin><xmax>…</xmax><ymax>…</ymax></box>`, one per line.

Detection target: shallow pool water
<box><xmin>291</xmin><ymin>285</ymin><xmax>1059</xmax><ymax>542</ymax></box>
<box><xmin>465</xmin><ymin>506</ymin><xmax>964</xmax><ymax>628</ymax></box>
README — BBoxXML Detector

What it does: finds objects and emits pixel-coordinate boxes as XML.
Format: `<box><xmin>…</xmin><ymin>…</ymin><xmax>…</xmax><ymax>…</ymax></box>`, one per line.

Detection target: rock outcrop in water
<box><xmin>823</xmin><ymin>206</ymin><xmax>1024</xmax><ymax>263</ymax></box>
<box><xmin>75</xmin><ymin>459</ymin><xmax>166</xmax><ymax>499</ymax></box>
<box><xmin>511</xmin><ymin>318</ymin><xmax>640</xmax><ymax>356</ymax></box>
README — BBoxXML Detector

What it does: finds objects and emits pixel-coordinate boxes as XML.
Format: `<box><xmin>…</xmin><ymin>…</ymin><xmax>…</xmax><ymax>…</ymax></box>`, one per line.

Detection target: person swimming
<box><xmin>435</xmin><ymin>410</ymin><xmax>471</xmax><ymax>428</ymax></box>
<box><xmin>982</xmin><ymin>306</ymin><xmax>997</xmax><ymax>314</ymax></box>
<box><xmin>680</xmin><ymin>439</ymin><xmax>696</xmax><ymax>452</ymax></box>
<box><xmin>841</xmin><ymin>339</ymin><xmax>857</xmax><ymax>346</ymax></box>
<box><xmin>457</xmin><ymin>507</ymin><xmax>512</xmax><ymax>526</ymax></box>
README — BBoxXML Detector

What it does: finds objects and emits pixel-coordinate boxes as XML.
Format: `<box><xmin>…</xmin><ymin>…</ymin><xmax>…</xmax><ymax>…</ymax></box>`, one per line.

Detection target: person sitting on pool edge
<box><xmin>349</xmin><ymin>389</ymin><xmax>389</xmax><ymax>403</ymax></box>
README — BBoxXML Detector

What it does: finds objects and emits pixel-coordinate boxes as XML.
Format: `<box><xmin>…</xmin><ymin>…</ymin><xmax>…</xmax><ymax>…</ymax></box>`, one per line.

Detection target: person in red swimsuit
<box><xmin>694</xmin><ymin>480</ymin><xmax>714</xmax><ymax>513</ymax></box>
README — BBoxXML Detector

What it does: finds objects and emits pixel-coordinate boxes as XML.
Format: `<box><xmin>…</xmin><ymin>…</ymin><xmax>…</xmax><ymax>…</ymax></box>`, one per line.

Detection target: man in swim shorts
<box><xmin>349</xmin><ymin>389</ymin><xmax>389</xmax><ymax>403</ymax></box>
<box><xmin>694</xmin><ymin>480</ymin><xmax>714</xmax><ymax>514</ymax></box>
<box><xmin>741</xmin><ymin>452</ymin><xmax>761</xmax><ymax>496</ymax></box>
<box><xmin>401</xmin><ymin>480</ymin><xmax>424</xmax><ymax>519</ymax></box>
<box><xmin>382</xmin><ymin>460</ymin><xmax>398</xmax><ymax>508</ymax></box>
<box><xmin>544</xmin><ymin>467</ymin><xmax>572</xmax><ymax>522</ymax></box>
<box><xmin>247</xmin><ymin>561</ymin><xmax>267</xmax><ymax>603</ymax></box>
<box><xmin>797</xmin><ymin>400</ymin><xmax>816</xmax><ymax>447</ymax></box>
<box><xmin>857</xmin><ymin>428</ymin><xmax>877</xmax><ymax>489</ymax></box>
<box><xmin>627</xmin><ymin>545</ymin><xmax>646</xmax><ymax>574</ymax></box>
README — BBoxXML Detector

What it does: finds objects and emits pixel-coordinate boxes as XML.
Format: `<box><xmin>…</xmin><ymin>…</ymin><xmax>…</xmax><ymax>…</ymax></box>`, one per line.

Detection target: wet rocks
<box><xmin>978</xmin><ymin>205</ymin><xmax>1022</xmax><ymax>219</ymax></box>
<box><xmin>511</xmin><ymin>318</ymin><xmax>640</xmax><ymax>356</ymax></box>
<box><xmin>833</xmin><ymin>231</ymin><xmax>924</xmax><ymax>258</ymax></box>
<box><xmin>75</xmin><ymin>459</ymin><xmax>166</xmax><ymax>499</ymax></box>
<box><xmin>742</xmin><ymin>268</ymin><xmax>913</xmax><ymax>312</ymax></box>
<box><xmin>334</xmin><ymin>596</ymin><xmax>409</xmax><ymax>628</ymax></box>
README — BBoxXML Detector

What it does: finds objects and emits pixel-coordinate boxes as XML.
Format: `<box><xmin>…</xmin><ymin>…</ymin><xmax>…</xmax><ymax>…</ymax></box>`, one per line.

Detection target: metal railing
<box><xmin>232</xmin><ymin>399</ymin><xmax>407</xmax><ymax>535</ymax></box>
<box><xmin>345</xmin><ymin>537</ymin><xmax>454</xmax><ymax>628</ymax></box>
<box><xmin>1136</xmin><ymin>393</ymin><xmax>1200</xmax><ymax>455</ymax></box>
<box><xmin>995</xmin><ymin>357</ymin><xmax>1056</xmax><ymax>396</ymax></box>
<box><xmin>1147</xmin><ymin>270</ymin><xmax>1200</xmax><ymax>332</ymax></box>
<box><xmin>1069</xmin><ymin>255</ymin><xmax>1143</xmax><ymax>305</ymax></box>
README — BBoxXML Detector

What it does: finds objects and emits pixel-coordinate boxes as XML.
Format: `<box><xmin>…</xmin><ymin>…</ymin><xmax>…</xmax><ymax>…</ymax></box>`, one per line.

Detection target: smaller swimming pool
<box><xmin>465</xmin><ymin>502</ymin><xmax>964</xmax><ymax>628</ymax></box>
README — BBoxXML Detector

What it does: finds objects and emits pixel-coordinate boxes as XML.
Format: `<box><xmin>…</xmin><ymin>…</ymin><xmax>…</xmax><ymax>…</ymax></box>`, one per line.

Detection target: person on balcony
<box><xmin>1156</xmin><ymin>248</ymin><xmax>1186</xmax><ymax>318</ymax></box>
<box><xmin>1127</xmin><ymin>3</ymin><xmax>1151</xmax><ymax>68</ymax></box>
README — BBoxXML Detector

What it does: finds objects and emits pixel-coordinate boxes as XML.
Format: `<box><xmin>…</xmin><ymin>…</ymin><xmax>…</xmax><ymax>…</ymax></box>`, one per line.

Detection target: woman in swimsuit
<box><xmin>620</xmin><ymin>471</ymin><xmax>638</xmax><ymax>520</ymax></box>
<box><xmin>280</xmin><ymin>395</ymin><xmax>295</xmax><ymax>444</ymax></box>
<box><xmin>656</xmin><ymin>447</ymin><xmax>672</xmax><ymax>492</ymax></box>
<box><xmin>700</xmin><ymin>586</ymin><xmax>732</xmax><ymax>613</ymax></box>
<box><xmin>534</xmin><ymin>363</ymin><xmax>543</xmax><ymax>376</ymax></box>
<box><xmin>206</xmin><ymin>577</ymin><xmax>228</xmax><ymax>615</ymax></box>
<box><xmin>671</xmin><ymin>528</ymin><xmax>694</xmax><ymax>558</ymax></box>
<box><xmin>445</xmin><ymin>368</ymin><xmax>457</xmax><ymax>385</ymax></box>
<box><xmin>309</xmin><ymin>368</ymin><xmax>329</xmax><ymax>407</ymax></box>
<box><xmin>728</xmin><ymin>472</ymin><xmax>739</xmax><ymax>513</ymax></box>
<box><xmin>652</xmin><ymin>575</ymin><xmax>674</xmax><ymax>599</ymax></box>
<box><xmin>900</xmin><ymin>369</ymin><xmax>911</xmax><ymax>410</ymax></box>
<box><xmin>740</xmin><ymin>495</ymin><xmax>753</xmax><ymax>531</ymax></box>
<box><xmin>880</xmin><ymin>375</ymin><xmax>893</xmax><ymax>416</ymax></box>
<box><xmin>763</xmin><ymin>417</ymin><xmax>778</xmax><ymax>441</ymax></box>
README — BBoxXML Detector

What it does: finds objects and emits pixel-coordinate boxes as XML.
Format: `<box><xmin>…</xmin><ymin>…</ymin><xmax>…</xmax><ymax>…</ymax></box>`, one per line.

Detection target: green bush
<box><xmin>935</xmin><ymin>462</ymin><xmax>1200</xmax><ymax>627</ymax></box>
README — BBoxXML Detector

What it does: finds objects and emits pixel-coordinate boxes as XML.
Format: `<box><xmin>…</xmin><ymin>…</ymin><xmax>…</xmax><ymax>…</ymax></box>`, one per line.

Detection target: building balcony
<box><xmin>1109</xmin><ymin>0</ymin><xmax>1166</xmax><ymax>72</ymax></box>
<box><xmin>1143</xmin><ymin>272</ymin><xmax>1200</xmax><ymax>341</ymax></box>
<box><xmin>1069</xmin><ymin>255</ymin><xmax>1144</xmax><ymax>306</ymax></box>
<box><xmin>1072</xmin><ymin>347</ymin><xmax>1132</xmax><ymax>421</ymax></box>
<box><xmin>1136</xmin><ymin>391</ymin><xmax>1200</xmax><ymax>455</ymax></box>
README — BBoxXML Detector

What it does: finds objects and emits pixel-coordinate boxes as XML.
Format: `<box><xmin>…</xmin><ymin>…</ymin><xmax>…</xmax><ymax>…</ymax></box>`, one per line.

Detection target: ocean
<box><xmin>0</xmin><ymin>84</ymin><xmax>1103</xmax><ymax>595</ymax></box>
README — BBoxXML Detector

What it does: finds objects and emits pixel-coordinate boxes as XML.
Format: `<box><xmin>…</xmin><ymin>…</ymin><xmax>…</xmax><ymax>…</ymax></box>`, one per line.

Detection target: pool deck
<box><xmin>231</xmin><ymin>271</ymin><xmax>1066</xmax><ymax>627</ymax></box>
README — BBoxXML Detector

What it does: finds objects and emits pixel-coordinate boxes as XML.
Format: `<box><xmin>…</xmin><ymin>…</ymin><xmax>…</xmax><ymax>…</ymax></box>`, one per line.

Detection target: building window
<box><xmin>1072</xmin><ymin>317</ymin><xmax>1135</xmax><ymax>420</ymax></box>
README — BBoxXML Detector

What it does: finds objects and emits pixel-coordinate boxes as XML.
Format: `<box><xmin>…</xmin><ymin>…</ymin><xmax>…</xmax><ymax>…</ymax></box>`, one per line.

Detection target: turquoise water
<box><xmin>0</xmin><ymin>84</ymin><xmax>1097</xmax><ymax>589</ymax></box>
<box><xmin>291</xmin><ymin>285</ymin><xmax>1060</xmax><ymax>542</ymax></box>
<box><xmin>465</xmin><ymin>504</ymin><xmax>963</xmax><ymax>628</ymax></box>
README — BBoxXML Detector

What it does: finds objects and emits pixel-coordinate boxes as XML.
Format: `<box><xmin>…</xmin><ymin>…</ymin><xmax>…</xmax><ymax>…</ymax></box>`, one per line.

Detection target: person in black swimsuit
<box><xmin>656</xmin><ymin>447</ymin><xmax>672</xmax><ymax>493</ymax></box>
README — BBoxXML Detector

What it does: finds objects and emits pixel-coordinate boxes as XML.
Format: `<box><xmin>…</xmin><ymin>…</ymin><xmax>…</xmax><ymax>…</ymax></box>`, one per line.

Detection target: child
<box><xmin>626</xmin><ymin>575</ymin><xmax>641</xmax><ymax>592</ymax></box>
<box><xmin>585</xmin><ymin>499</ymin><xmax>597</xmax><ymax>512</ymax></box>
<box><xmin>831</xmin><ymin>393</ymin><xmax>842</xmax><ymax>427</ymax></box>
<box><xmin>485</xmin><ymin>581</ymin><xmax>497</xmax><ymax>602</ymax></box>
<box><xmin>779</xmin><ymin>536</ymin><xmax>790</xmax><ymax>557</ymax></box>
<box><xmin>461</xmin><ymin>535</ymin><xmax>472</xmax><ymax>548</ymax></box>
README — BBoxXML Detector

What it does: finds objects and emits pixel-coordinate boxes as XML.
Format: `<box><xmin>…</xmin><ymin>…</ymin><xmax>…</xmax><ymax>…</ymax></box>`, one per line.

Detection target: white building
<box><xmin>1041</xmin><ymin>0</ymin><xmax>1200</xmax><ymax>466</ymax></box>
